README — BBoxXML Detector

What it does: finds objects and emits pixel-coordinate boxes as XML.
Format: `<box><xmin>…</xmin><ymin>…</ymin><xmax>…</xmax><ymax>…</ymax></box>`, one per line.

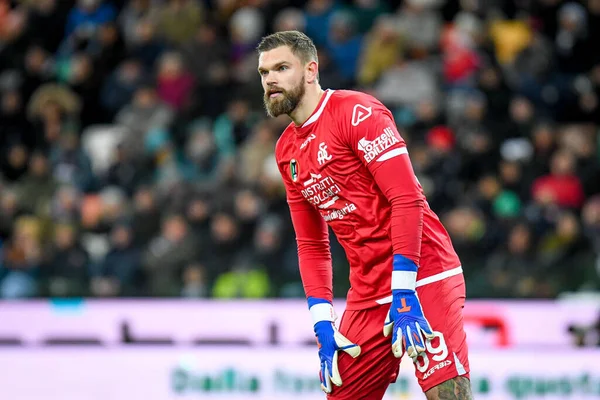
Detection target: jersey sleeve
<box><xmin>276</xmin><ymin>150</ymin><xmax>333</xmax><ymax>302</ymax></box>
<box><xmin>338</xmin><ymin>96</ymin><xmax>425</xmax><ymax>266</ymax></box>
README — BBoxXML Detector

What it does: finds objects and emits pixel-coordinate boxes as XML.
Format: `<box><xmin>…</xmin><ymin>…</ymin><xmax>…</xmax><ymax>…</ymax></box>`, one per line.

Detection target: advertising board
<box><xmin>0</xmin><ymin>348</ymin><xmax>598</xmax><ymax>400</ymax></box>
<box><xmin>0</xmin><ymin>299</ymin><xmax>597</xmax><ymax>348</ymax></box>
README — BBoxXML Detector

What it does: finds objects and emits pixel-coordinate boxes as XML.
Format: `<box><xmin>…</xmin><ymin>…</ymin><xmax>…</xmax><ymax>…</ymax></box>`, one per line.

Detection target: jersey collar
<box><xmin>293</xmin><ymin>89</ymin><xmax>335</xmax><ymax>136</ymax></box>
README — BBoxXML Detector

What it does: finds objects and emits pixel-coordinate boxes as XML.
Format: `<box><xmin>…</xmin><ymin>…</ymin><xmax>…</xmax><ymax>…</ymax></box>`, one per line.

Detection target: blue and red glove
<box><xmin>383</xmin><ymin>255</ymin><xmax>434</xmax><ymax>360</ymax></box>
<box><xmin>308</xmin><ymin>297</ymin><xmax>361</xmax><ymax>393</ymax></box>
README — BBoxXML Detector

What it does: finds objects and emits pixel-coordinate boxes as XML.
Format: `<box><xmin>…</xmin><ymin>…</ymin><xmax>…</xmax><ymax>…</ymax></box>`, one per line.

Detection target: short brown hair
<box><xmin>256</xmin><ymin>31</ymin><xmax>318</xmax><ymax>65</ymax></box>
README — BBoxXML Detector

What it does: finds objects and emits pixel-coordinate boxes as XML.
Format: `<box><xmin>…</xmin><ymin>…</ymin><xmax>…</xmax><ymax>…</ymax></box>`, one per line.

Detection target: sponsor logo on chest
<box><xmin>323</xmin><ymin>203</ymin><xmax>357</xmax><ymax>221</ymax></box>
<box><xmin>301</xmin><ymin>173</ymin><xmax>340</xmax><ymax>209</ymax></box>
<box><xmin>300</xmin><ymin>172</ymin><xmax>358</xmax><ymax>221</ymax></box>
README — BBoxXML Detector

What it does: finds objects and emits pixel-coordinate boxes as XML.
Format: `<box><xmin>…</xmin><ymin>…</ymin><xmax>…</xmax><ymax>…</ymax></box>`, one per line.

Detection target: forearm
<box><xmin>371</xmin><ymin>154</ymin><xmax>425</xmax><ymax>267</ymax></box>
<box><xmin>290</xmin><ymin>204</ymin><xmax>333</xmax><ymax>302</ymax></box>
<box><xmin>389</xmin><ymin>195</ymin><xmax>424</xmax><ymax>292</ymax></box>
<box><xmin>388</xmin><ymin>195</ymin><xmax>424</xmax><ymax>266</ymax></box>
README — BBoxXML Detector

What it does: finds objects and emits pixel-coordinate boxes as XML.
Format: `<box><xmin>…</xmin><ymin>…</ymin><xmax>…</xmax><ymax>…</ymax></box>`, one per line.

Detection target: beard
<box><xmin>263</xmin><ymin>79</ymin><xmax>305</xmax><ymax>118</ymax></box>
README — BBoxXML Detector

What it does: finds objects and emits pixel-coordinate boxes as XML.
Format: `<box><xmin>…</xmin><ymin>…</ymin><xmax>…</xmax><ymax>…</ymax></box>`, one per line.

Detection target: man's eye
<box><xmin>279</xmin><ymin>66</ymin><xmax>288</xmax><ymax>71</ymax></box>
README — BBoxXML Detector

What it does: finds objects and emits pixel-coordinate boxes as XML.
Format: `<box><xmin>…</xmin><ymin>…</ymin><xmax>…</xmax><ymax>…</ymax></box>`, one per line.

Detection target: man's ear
<box><xmin>306</xmin><ymin>60</ymin><xmax>319</xmax><ymax>84</ymax></box>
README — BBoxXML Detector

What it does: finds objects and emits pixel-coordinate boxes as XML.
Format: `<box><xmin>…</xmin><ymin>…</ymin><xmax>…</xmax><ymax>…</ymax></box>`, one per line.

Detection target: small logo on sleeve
<box><xmin>357</xmin><ymin>127</ymin><xmax>401</xmax><ymax>163</ymax></box>
<box><xmin>351</xmin><ymin>104</ymin><xmax>372</xmax><ymax>126</ymax></box>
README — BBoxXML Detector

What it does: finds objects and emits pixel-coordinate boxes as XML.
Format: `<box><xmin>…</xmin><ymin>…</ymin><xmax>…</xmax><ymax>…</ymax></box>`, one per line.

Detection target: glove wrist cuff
<box><xmin>309</xmin><ymin>302</ymin><xmax>335</xmax><ymax>324</ymax></box>
<box><xmin>391</xmin><ymin>270</ymin><xmax>417</xmax><ymax>291</ymax></box>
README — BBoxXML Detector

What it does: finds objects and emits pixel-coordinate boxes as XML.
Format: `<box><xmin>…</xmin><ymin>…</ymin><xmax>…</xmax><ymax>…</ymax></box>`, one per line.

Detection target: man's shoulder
<box><xmin>328</xmin><ymin>89</ymin><xmax>386</xmax><ymax>121</ymax></box>
<box><xmin>330</xmin><ymin>89</ymin><xmax>382</xmax><ymax>108</ymax></box>
<box><xmin>325</xmin><ymin>90</ymin><xmax>387</xmax><ymax>131</ymax></box>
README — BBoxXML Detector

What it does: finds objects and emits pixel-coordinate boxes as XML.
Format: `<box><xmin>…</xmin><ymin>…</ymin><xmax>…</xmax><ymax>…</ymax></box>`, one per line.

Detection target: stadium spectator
<box><xmin>0</xmin><ymin>0</ymin><xmax>598</xmax><ymax>298</ymax></box>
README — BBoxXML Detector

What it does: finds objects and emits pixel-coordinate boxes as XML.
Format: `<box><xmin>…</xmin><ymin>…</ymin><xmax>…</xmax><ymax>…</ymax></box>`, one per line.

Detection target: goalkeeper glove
<box><xmin>383</xmin><ymin>255</ymin><xmax>434</xmax><ymax>360</ymax></box>
<box><xmin>308</xmin><ymin>297</ymin><xmax>361</xmax><ymax>393</ymax></box>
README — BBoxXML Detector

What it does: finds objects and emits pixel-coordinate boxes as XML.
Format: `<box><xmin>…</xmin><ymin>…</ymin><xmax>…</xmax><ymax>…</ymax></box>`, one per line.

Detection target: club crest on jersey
<box><xmin>317</xmin><ymin>142</ymin><xmax>332</xmax><ymax>165</ymax></box>
<box><xmin>290</xmin><ymin>159</ymin><xmax>299</xmax><ymax>182</ymax></box>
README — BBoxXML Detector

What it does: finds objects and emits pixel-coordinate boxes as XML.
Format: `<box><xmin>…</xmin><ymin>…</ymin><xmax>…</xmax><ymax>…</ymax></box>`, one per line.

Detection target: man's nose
<box><xmin>265</xmin><ymin>72</ymin><xmax>277</xmax><ymax>85</ymax></box>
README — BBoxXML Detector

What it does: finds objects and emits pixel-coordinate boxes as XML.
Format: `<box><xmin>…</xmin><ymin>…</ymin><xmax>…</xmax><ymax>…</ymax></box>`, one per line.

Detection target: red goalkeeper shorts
<box><xmin>328</xmin><ymin>273</ymin><xmax>470</xmax><ymax>400</ymax></box>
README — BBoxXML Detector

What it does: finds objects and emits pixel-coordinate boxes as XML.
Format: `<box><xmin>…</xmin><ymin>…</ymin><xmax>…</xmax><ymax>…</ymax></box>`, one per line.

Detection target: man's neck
<box><xmin>290</xmin><ymin>85</ymin><xmax>325</xmax><ymax>127</ymax></box>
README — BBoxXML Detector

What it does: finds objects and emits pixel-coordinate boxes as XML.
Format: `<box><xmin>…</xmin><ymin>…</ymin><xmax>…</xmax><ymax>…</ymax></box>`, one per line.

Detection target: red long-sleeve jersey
<box><xmin>275</xmin><ymin>89</ymin><xmax>461</xmax><ymax>310</ymax></box>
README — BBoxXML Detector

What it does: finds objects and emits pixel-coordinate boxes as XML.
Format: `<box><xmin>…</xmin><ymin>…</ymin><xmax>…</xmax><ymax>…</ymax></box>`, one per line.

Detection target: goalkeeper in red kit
<box><xmin>257</xmin><ymin>31</ymin><xmax>473</xmax><ymax>399</ymax></box>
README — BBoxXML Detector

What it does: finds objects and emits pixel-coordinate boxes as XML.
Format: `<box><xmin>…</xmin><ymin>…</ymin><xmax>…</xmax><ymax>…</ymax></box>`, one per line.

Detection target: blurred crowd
<box><xmin>0</xmin><ymin>0</ymin><xmax>599</xmax><ymax>300</ymax></box>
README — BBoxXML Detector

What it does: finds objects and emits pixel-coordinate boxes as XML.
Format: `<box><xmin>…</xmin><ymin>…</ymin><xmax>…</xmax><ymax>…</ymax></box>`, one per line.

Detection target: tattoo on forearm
<box><xmin>425</xmin><ymin>377</ymin><xmax>473</xmax><ymax>400</ymax></box>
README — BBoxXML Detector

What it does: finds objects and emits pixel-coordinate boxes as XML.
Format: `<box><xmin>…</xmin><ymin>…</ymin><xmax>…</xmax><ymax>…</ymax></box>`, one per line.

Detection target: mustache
<box><xmin>266</xmin><ymin>87</ymin><xmax>285</xmax><ymax>95</ymax></box>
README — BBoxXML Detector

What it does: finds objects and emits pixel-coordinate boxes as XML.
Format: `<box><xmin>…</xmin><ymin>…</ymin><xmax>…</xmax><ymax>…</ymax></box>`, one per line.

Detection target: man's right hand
<box><xmin>309</xmin><ymin>298</ymin><xmax>361</xmax><ymax>393</ymax></box>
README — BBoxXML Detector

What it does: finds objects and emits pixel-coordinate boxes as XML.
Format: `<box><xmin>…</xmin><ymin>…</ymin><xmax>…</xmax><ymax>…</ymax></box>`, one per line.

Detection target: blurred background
<box><xmin>0</xmin><ymin>0</ymin><xmax>599</xmax><ymax>398</ymax></box>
